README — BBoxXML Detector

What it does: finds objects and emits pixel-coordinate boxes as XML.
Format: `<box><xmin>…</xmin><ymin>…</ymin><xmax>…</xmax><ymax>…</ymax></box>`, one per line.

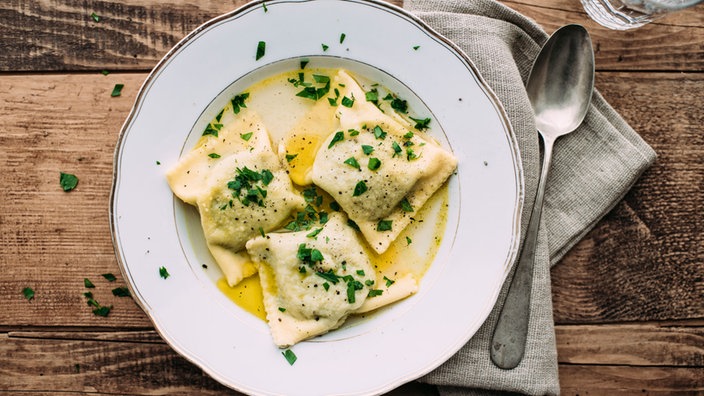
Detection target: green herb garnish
<box><xmin>400</xmin><ymin>197</ymin><xmax>414</xmax><ymax>212</ymax></box>
<box><xmin>352</xmin><ymin>181</ymin><xmax>367</xmax><ymax>196</ymax></box>
<box><xmin>321</xmin><ymin>43</ymin><xmax>329</xmax><ymax>51</ymax></box>
<box><xmin>208</xmin><ymin>153</ymin><xmax>221</xmax><ymax>158</ymax></box>
<box><xmin>368</xmin><ymin>157</ymin><xmax>381</xmax><ymax>170</ymax></box>
<box><xmin>282</xmin><ymin>349</ymin><xmax>297</xmax><ymax>365</ymax></box>
<box><xmin>159</xmin><ymin>266</ymin><xmax>170</xmax><ymax>279</ymax></box>
<box><xmin>406</xmin><ymin>236</ymin><xmax>413</xmax><ymax>245</ymax></box>
<box><xmin>285</xmin><ymin>153</ymin><xmax>298</xmax><ymax>162</ymax></box>
<box><xmin>90</xmin><ymin>12</ymin><xmax>101</xmax><ymax>22</ymax></box>
<box><xmin>377</xmin><ymin>220</ymin><xmax>392</xmax><ymax>232</ymax></box>
<box><xmin>340</xmin><ymin>33</ymin><xmax>346</xmax><ymax>43</ymax></box>
<box><xmin>112</xmin><ymin>287</ymin><xmax>131</xmax><ymax>297</ymax></box>
<box><xmin>229</xmin><ymin>93</ymin><xmax>249</xmax><ymax>115</ymax></box>
<box><xmin>22</xmin><ymin>287</ymin><xmax>35</xmax><ymax>301</ymax></box>
<box><xmin>373</xmin><ymin>125</ymin><xmax>387</xmax><ymax>140</ymax></box>
<box><xmin>384</xmin><ymin>276</ymin><xmax>395</xmax><ymax>287</ymax></box>
<box><xmin>410</xmin><ymin>116</ymin><xmax>431</xmax><ymax>130</ymax></box>
<box><xmin>300</xmin><ymin>58</ymin><xmax>309</xmax><ymax>69</ymax></box>
<box><xmin>392</xmin><ymin>141</ymin><xmax>402</xmax><ymax>157</ymax></box>
<box><xmin>365</xmin><ymin>89</ymin><xmax>379</xmax><ymax>104</ymax></box>
<box><xmin>111</xmin><ymin>84</ymin><xmax>124</xmax><ymax>97</ymax></box>
<box><xmin>60</xmin><ymin>172</ymin><xmax>79</xmax><ymax>192</ymax></box>
<box><xmin>84</xmin><ymin>278</ymin><xmax>95</xmax><ymax>288</ymax></box>
<box><xmin>102</xmin><ymin>273</ymin><xmax>117</xmax><ymax>282</ymax></box>
<box><xmin>240</xmin><ymin>132</ymin><xmax>254</xmax><ymax>141</ymax></box>
<box><xmin>341</xmin><ymin>95</ymin><xmax>354</xmax><ymax>108</ymax></box>
<box><xmin>368</xmin><ymin>289</ymin><xmax>383</xmax><ymax>297</ymax></box>
<box><xmin>328</xmin><ymin>131</ymin><xmax>344</xmax><ymax>148</ymax></box>
<box><xmin>256</xmin><ymin>41</ymin><xmax>266</xmax><ymax>60</ymax></box>
<box><xmin>344</xmin><ymin>157</ymin><xmax>360</xmax><ymax>169</ymax></box>
<box><xmin>361</xmin><ymin>145</ymin><xmax>374</xmax><ymax>155</ymax></box>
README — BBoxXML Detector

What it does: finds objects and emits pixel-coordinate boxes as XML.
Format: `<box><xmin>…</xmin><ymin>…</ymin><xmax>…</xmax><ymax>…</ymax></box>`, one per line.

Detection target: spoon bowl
<box><xmin>490</xmin><ymin>24</ymin><xmax>594</xmax><ymax>370</ymax></box>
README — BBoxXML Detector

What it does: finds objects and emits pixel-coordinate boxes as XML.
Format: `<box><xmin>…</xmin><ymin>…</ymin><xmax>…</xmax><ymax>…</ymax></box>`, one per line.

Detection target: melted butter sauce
<box><xmin>213</xmin><ymin>68</ymin><xmax>450</xmax><ymax>320</ymax></box>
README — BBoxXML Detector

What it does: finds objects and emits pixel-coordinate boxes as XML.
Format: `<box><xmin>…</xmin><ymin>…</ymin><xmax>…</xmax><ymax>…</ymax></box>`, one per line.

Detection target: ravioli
<box><xmin>246</xmin><ymin>213</ymin><xmax>378</xmax><ymax>347</ymax></box>
<box><xmin>167</xmin><ymin>107</ymin><xmax>305</xmax><ymax>286</ymax></box>
<box><xmin>300</xmin><ymin>70</ymin><xmax>458</xmax><ymax>254</ymax></box>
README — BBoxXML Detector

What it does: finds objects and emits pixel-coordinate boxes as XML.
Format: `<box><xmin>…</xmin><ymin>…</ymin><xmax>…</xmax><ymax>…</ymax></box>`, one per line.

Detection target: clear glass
<box><xmin>581</xmin><ymin>0</ymin><xmax>703</xmax><ymax>30</ymax></box>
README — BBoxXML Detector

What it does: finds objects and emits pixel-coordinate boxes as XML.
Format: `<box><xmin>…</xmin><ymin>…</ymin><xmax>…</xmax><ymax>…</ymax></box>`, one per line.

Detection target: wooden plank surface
<box><xmin>1</xmin><ymin>0</ymin><xmax>702</xmax><ymax>394</ymax></box>
<box><xmin>1</xmin><ymin>0</ymin><xmax>702</xmax><ymax>72</ymax></box>
<box><xmin>1</xmin><ymin>71</ymin><xmax>701</xmax><ymax>327</ymax></box>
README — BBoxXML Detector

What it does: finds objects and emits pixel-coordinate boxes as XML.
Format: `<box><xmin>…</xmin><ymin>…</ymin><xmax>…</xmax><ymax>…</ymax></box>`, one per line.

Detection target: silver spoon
<box><xmin>490</xmin><ymin>24</ymin><xmax>595</xmax><ymax>370</ymax></box>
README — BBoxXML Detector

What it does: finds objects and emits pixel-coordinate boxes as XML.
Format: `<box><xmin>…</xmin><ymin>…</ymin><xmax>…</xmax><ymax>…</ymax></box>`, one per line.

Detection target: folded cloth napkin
<box><xmin>404</xmin><ymin>0</ymin><xmax>657</xmax><ymax>394</ymax></box>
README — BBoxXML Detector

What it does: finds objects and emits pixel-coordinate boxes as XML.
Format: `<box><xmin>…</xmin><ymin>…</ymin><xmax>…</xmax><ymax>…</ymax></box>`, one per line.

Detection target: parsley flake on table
<box><xmin>413</xmin><ymin>45</ymin><xmax>420</xmax><ymax>50</ymax></box>
<box><xmin>111</xmin><ymin>83</ymin><xmax>124</xmax><ymax>97</ymax></box>
<box><xmin>59</xmin><ymin>172</ymin><xmax>79</xmax><ymax>192</ymax></box>
<box><xmin>159</xmin><ymin>266</ymin><xmax>170</xmax><ymax>279</ymax></box>
<box><xmin>340</xmin><ymin>33</ymin><xmax>346</xmax><ymax>44</ymax></box>
<box><xmin>282</xmin><ymin>349</ymin><xmax>297</xmax><ymax>365</ymax></box>
<box><xmin>93</xmin><ymin>305</ymin><xmax>112</xmax><ymax>317</ymax></box>
<box><xmin>112</xmin><ymin>287</ymin><xmax>131</xmax><ymax>297</ymax></box>
<box><xmin>102</xmin><ymin>273</ymin><xmax>117</xmax><ymax>282</ymax></box>
<box><xmin>256</xmin><ymin>41</ymin><xmax>266</xmax><ymax>60</ymax></box>
<box><xmin>321</xmin><ymin>43</ymin><xmax>329</xmax><ymax>51</ymax></box>
<box><xmin>84</xmin><ymin>278</ymin><xmax>95</xmax><ymax>288</ymax></box>
<box><xmin>90</xmin><ymin>12</ymin><xmax>100</xmax><ymax>22</ymax></box>
<box><xmin>22</xmin><ymin>287</ymin><xmax>35</xmax><ymax>301</ymax></box>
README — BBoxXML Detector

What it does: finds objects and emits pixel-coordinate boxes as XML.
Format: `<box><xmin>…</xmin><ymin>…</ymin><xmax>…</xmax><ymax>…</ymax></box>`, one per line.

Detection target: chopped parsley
<box><xmin>92</xmin><ymin>305</ymin><xmax>112</xmax><ymax>317</ymax></box>
<box><xmin>240</xmin><ymin>132</ymin><xmax>254</xmax><ymax>141</ymax></box>
<box><xmin>328</xmin><ymin>131</ymin><xmax>344</xmax><ymax>148</ymax></box>
<box><xmin>361</xmin><ymin>145</ymin><xmax>374</xmax><ymax>155</ymax></box>
<box><xmin>413</xmin><ymin>45</ymin><xmax>420</xmax><ymax>50</ymax></box>
<box><xmin>84</xmin><ymin>278</ymin><xmax>95</xmax><ymax>288</ymax></box>
<box><xmin>306</xmin><ymin>228</ymin><xmax>323</xmax><ymax>239</ymax></box>
<box><xmin>202</xmin><ymin>122</ymin><xmax>222</xmax><ymax>137</ymax></box>
<box><xmin>368</xmin><ymin>289</ymin><xmax>383</xmax><ymax>297</ymax></box>
<box><xmin>384</xmin><ymin>276</ymin><xmax>395</xmax><ymax>287</ymax></box>
<box><xmin>227</xmin><ymin>167</ymin><xmax>274</xmax><ymax>207</ymax></box>
<box><xmin>410</xmin><ymin>116</ymin><xmax>432</xmax><ymax>130</ymax></box>
<box><xmin>400</xmin><ymin>197</ymin><xmax>414</xmax><ymax>212</ymax></box>
<box><xmin>282</xmin><ymin>349</ymin><xmax>297</xmax><ymax>365</ymax></box>
<box><xmin>59</xmin><ymin>172</ymin><xmax>79</xmax><ymax>192</ymax></box>
<box><xmin>352</xmin><ymin>181</ymin><xmax>368</xmax><ymax>196</ymax></box>
<box><xmin>365</xmin><ymin>88</ymin><xmax>379</xmax><ymax>104</ymax></box>
<box><xmin>262</xmin><ymin>2</ymin><xmax>268</xmax><ymax>12</ymax></box>
<box><xmin>339</xmin><ymin>33</ymin><xmax>346</xmax><ymax>44</ymax></box>
<box><xmin>159</xmin><ymin>266</ymin><xmax>170</xmax><ymax>279</ymax></box>
<box><xmin>373</xmin><ymin>125</ymin><xmax>387</xmax><ymax>140</ymax></box>
<box><xmin>294</xmin><ymin>74</ymin><xmax>331</xmax><ymax>101</ymax></box>
<box><xmin>231</xmin><ymin>92</ymin><xmax>250</xmax><ymax>114</ymax></box>
<box><xmin>208</xmin><ymin>153</ymin><xmax>221</xmax><ymax>159</ymax></box>
<box><xmin>377</xmin><ymin>220</ymin><xmax>392</xmax><ymax>232</ymax></box>
<box><xmin>367</xmin><ymin>157</ymin><xmax>381</xmax><ymax>171</ymax></box>
<box><xmin>341</xmin><ymin>95</ymin><xmax>354</xmax><ymax>108</ymax></box>
<box><xmin>344</xmin><ymin>157</ymin><xmax>360</xmax><ymax>169</ymax></box>
<box><xmin>22</xmin><ymin>287</ymin><xmax>35</xmax><ymax>301</ymax></box>
<box><xmin>406</xmin><ymin>236</ymin><xmax>413</xmax><ymax>245</ymax></box>
<box><xmin>300</xmin><ymin>58</ymin><xmax>309</xmax><ymax>69</ymax></box>
<box><xmin>392</xmin><ymin>141</ymin><xmax>402</xmax><ymax>157</ymax></box>
<box><xmin>348</xmin><ymin>128</ymin><xmax>360</xmax><ymax>136</ymax></box>
<box><xmin>346</xmin><ymin>279</ymin><xmax>364</xmax><ymax>303</ymax></box>
<box><xmin>384</xmin><ymin>94</ymin><xmax>408</xmax><ymax>113</ymax></box>
<box><xmin>258</xmin><ymin>226</ymin><xmax>266</xmax><ymax>238</ymax></box>
<box><xmin>285</xmin><ymin>153</ymin><xmax>298</xmax><ymax>162</ymax></box>
<box><xmin>321</xmin><ymin>43</ymin><xmax>329</xmax><ymax>51</ymax></box>
<box><xmin>102</xmin><ymin>273</ymin><xmax>117</xmax><ymax>282</ymax></box>
<box><xmin>90</xmin><ymin>12</ymin><xmax>100</xmax><ymax>22</ymax></box>
<box><xmin>406</xmin><ymin>147</ymin><xmax>419</xmax><ymax>161</ymax></box>
<box><xmin>111</xmin><ymin>84</ymin><xmax>124</xmax><ymax>97</ymax></box>
<box><xmin>112</xmin><ymin>287</ymin><xmax>131</xmax><ymax>297</ymax></box>
<box><xmin>256</xmin><ymin>41</ymin><xmax>266</xmax><ymax>60</ymax></box>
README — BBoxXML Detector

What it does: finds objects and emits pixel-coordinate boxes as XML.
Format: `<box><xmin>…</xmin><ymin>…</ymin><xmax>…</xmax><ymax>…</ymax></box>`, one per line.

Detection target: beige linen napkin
<box><xmin>404</xmin><ymin>0</ymin><xmax>657</xmax><ymax>395</ymax></box>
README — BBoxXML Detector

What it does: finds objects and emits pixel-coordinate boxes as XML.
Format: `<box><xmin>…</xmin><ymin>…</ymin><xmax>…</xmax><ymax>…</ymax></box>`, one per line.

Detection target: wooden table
<box><xmin>1</xmin><ymin>1</ymin><xmax>702</xmax><ymax>394</ymax></box>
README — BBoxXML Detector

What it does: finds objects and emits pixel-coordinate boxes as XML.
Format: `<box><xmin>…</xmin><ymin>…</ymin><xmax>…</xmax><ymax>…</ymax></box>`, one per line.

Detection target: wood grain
<box><xmin>0</xmin><ymin>0</ymin><xmax>701</xmax><ymax>72</ymax></box>
<box><xmin>552</xmin><ymin>72</ymin><xmax>704</xmax><ymax>324</ymax></box>
<box><xmin>1</xmin><ymin>71</ymin><xmax>701</xmax><ymax>327</ymax></box>
<box><xmin>2</xmin><ymin>325</ymin><xmax>702</xmax><ymax>394</ymax></box>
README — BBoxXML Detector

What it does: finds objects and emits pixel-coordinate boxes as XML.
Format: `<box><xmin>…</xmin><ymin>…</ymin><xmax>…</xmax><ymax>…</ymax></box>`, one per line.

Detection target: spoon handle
<box><xmin>490</xmin><ymin>133</ymin><xmax>555</xmax><ymax>369</ymax></box>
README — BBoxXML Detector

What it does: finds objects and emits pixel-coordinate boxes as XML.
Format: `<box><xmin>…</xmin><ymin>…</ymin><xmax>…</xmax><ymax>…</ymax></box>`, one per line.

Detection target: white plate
<box><xmin>110</xmin><ymin>1</ymin><xmax>523</xmax><ymax>395</ymax></box>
